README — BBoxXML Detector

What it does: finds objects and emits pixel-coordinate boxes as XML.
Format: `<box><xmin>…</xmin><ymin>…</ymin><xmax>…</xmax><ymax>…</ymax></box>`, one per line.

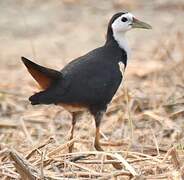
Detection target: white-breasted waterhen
<box><xmin>21</xmin><ymin>12</ymin><xmax>152</xmax><ymax>169</ymax></box>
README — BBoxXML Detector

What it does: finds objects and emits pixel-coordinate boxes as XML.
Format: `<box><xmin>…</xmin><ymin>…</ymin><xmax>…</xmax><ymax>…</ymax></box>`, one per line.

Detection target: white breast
<box><xmin>113</xmin><ymin>32</ymin><xmax>131</xmax><ymax>60</ymax></box>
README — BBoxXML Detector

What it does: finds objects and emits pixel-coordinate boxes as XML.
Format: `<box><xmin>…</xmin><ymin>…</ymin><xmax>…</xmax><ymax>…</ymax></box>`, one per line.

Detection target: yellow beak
<box><xmin>132</xmin><ymin>18</ymin><xmax>152</xmax><ymax>29</ymax></box>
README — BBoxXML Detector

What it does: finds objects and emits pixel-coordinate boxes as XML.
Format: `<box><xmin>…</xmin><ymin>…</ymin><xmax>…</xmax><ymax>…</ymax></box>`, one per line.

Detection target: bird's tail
<box><xmin>21</xmin><ymin>57</ymin><xmax>62</xmax><ymax>105</ymax></box>
<box><xmin>28</xmin><ymin>91</ymin><xmax>56</xmax><ymax>105</ymax></box>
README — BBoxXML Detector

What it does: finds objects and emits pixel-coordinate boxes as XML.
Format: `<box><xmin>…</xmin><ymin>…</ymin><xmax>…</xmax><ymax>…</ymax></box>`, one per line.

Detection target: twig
<box><xmin>9</xmin><ymin>149</ymin><xmax>39</xmax><ymax>180</ymax></box>
<box><xmin>0</xmin><ymin>148</ymin><xmax>8</xmax><ymax>156</ymax></box>
<box><xmin>0</xmin><ymin>166</ymin><xmax>20</xmax><ymax>179</ymax></box>
<box><xmin>150</xmin><ymin>128</ymin><xmax>160</xmax><ymax>156</ymax></box>
<box><xmin>47</xmin><ymin>138</ymin><xmax>76</xmax><ymax>157</ymax></box>
<box><xmin>55</xmin><ymin>170</ymin><xmax>109</xmax><ymax>178</ymax></box>
<box><xmin>0</xmin><ymin>120</ymin><xmax>18</xmax><ymax>128</ymax></box>
<box><xmin>75</xmin><ymin>157</ymin><xmax>157</xmax><ymax>164</ymax></box>
<box><xmin>111</xmin><ymin>153</ymin><xmax>138</xmax><ymax>176</ymax></box>
<box><xmin>0</xmin><ymin>172</ymin><xmax>19</xmax><ymax>179</ymax></box>
<box><xmin>99</xmin><ymin>170</ymin><xmax>132</xmax><ymax>180</ymax></box>
<box><xmin>26</xmin><ymin>137</ymin><xmax>55</xmax><ymax>159</ymax></box>
<box><xmin>20</xmin><ymin>118</ymin><xmax>33</xmax><ymax>145</ymax></box>
<box><xmin>0</xmin><ymin>90</ymin><xmax>23</xmax><ymax>97</ymax></box>
<box><xmin>76</xmin><ymin>138</ymin><xmax>127</xmax><ymax>146</ymax></box>
<box><xmin>180</xmin><ymin>165</ymin><xmax>184</xmax><ymax>179</ymax></box>
<box><xmin>57</xmin><ymin>150</ymin><xmax>162</xmax><ymax>164</ymax></box>
<box><xmin>170</xmin><ymin>148</ymin><xmax>181</xmax><ymax>170</ymax></box>
<box><xmin>65</xmin><ymin>160</ymin><xmax>97</xmax><ymax>174</ymax></box>
<box><xmin>40</xmin><ymin>149</ymin><xmax>47</xmax><ymax>180</ymax></box>
<box><xmin>162</xmin><ymin>147</ymin><xmax>181</xmax><ymax>169</ymax></box>
<box><xmin>60</xmin><ymin>150</ymin><xmax>138</xmax><ymax>176</ymax></box>
<box><xmin>131</xmin><ymin>144</ymin><xmax>168</xmax><ymax>153</ymax></box>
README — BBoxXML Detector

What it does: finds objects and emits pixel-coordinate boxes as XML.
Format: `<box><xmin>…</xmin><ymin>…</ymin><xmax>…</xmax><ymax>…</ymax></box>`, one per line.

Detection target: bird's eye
<box><xmin>121</xmin><ymin>17</ymin><xmax>128</xmax><ymax>22</ymax></box>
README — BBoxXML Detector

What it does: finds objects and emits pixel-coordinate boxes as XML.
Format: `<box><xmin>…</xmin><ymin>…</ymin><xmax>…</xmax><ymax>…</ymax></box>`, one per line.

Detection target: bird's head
<box><xmin>111</xmin><ymin>12</ymin><xmax>152</xmax><ymax>33</ymax></box>
<box><xmin>106</xmin><ymin>12</ymin><xmax>152</xmax><ymax>58</ymax></box>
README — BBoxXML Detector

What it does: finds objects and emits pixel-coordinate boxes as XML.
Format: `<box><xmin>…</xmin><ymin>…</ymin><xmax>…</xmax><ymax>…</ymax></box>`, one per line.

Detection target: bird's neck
<box><xmin>105</xmin><ymin>27</ymin><xmax>131</xmax><ymax>60</ymax></box>
<box><xmin>113</xmin><ymin>31</ymin><xmax>130</xmax><ymax>59</ymax></box>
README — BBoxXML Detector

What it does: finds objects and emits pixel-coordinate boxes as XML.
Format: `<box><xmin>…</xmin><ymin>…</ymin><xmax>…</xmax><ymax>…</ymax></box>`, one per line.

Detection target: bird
<box><xmin>21</xmin><ymin>12</ymin><xmax>151</xmax><ymax>169</ymax></box>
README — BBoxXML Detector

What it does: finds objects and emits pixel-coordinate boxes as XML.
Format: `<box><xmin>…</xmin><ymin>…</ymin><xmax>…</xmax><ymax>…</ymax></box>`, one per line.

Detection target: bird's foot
<box><xmin>94</xmin><ymin>141</ymin><xmax>123</xmax><ymax>170</ymax></box>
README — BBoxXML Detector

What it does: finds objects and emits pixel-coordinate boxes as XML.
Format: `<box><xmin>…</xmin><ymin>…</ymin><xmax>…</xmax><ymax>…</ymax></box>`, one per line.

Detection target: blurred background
<box><xmin>0</xmin><ymin>0</ymin><xmax>184</xmax><ymax>179</ymax></box>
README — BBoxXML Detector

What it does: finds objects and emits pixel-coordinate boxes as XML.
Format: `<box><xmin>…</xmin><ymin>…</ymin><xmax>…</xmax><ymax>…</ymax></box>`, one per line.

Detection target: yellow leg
<box><xmin>94</xmin><ymin>111</ymin><xmax>122</xmax><ymax>170</ymax></box>
<box><xmin>68</xmin><ymin>112</ymin><xmax>77</xmax><ymax>153</ymax></box>
<box><xmin>94</xmin><ymin>127</ymin><xmax>103</xmax><ymax>151</ymax></box>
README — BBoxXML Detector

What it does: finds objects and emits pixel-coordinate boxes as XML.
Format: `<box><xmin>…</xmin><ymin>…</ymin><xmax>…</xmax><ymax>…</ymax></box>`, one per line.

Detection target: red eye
<box><xmin>121</xmin><ymin>17</ymin><xmax>128</xmax><ymax>22</ymax></box>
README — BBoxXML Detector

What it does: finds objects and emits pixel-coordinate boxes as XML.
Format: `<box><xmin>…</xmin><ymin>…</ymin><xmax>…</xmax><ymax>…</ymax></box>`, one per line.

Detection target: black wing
<box><xmin>48</xmin><ymin>46</ymin><xmax>123</xmax><ymax>105</ymax></box>
<box><xmin>29</xmin><ymin>45</ymin><xmax>125</xmax><ymax>106</ymax></box>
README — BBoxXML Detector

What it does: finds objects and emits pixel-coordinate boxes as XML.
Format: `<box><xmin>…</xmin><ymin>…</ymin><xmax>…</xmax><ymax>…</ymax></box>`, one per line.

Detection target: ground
<box><xmin>0</xmin><ymin>0</ymin><xmax>184</xmax><ymax>179</ymax></box>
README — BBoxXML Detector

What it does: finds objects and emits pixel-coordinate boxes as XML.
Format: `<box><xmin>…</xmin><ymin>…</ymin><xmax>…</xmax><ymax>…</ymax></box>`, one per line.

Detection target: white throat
<box><xmin>113</xmin><ymin>31</ymin><xmax>131</xmax><ymax>59</ymax></box>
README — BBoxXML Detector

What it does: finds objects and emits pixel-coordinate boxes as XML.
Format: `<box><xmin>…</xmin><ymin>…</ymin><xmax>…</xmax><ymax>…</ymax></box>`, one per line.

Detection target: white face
<box><xmin>111</xmin><ymin>13</ymin><xmax>134</xmax><ymax>33</ymax></box>
<box><xmin>110</xmin><ymin>12</ymin><xmax>152</xmax><ymax>58</ymax></box>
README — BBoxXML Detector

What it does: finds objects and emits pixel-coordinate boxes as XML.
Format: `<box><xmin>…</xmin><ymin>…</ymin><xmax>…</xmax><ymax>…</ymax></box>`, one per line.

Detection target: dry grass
<box><xmin>0</xmin><ymin>0</ymin><xmax>184</xmax><ymax>179</ymax></box>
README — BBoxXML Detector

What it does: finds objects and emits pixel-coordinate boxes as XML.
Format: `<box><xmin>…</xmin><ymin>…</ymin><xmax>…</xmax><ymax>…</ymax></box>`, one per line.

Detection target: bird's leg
<box><xmin>68</xmin><ymin>112</ymin><xmax>78</xmax><ymax>153</ymax></box>
<box><xmin>94</xmin><ymin>111</ymin><xmax>104</xmax><ymax>151</ymax></box>
<box><xmin>94</xmin><ymin>111</ymin><xmax>123</xmax><ymax>170</ymax></box>
<box><xmin>68</xmin><ymin>112</ymin><xmax>91</xmax><ymax>162</ymax></box>
<box><xmin>95</xmin><ymin>127</ymin><xmax>103</xmax><ymax>151</ymax></box>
